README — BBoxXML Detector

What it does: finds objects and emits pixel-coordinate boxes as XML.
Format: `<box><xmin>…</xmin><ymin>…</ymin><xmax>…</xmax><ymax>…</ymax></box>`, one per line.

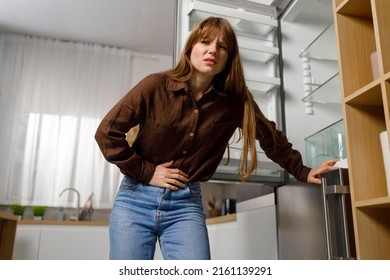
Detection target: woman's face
<box><xmin>190</xmin><ymin>29</ymin><xmax>228</xmax><ymax>80</ymax></box>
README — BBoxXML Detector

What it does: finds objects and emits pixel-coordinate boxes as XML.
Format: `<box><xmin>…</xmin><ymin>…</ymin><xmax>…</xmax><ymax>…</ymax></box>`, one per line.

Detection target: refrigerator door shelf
<box><xmin>187</xmin><ymin>0</ymin><xmax>277</xmax><ymax>38</ymax></box>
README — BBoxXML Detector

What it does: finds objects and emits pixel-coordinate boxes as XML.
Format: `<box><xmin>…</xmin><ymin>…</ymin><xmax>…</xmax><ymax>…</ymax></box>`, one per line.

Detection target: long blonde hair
<box><xmin>166</xmin><ymin>17</ymin><xmax>278</xmax><ymax>180</ymax></box>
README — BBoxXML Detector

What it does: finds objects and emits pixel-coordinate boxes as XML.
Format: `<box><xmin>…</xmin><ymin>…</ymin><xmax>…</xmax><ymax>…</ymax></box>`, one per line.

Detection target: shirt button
<box><xmin>182</xmin><ymin>151</ymin><xmax>187</xmax><ymax>155</ymax></box>
<box><xmin>190</xmin><ymin>132</ymin><xmax>194</xmax><ymax>137</ymax></box>
<box><xmin>194</xmin><ymin>109</ymin><xmax>199</xmax><ymax>114</ymax></box>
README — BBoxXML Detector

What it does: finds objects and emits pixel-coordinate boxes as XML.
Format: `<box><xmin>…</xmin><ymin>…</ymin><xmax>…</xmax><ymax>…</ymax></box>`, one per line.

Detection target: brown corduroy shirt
<box><xmin>95</xmin><ymin>72</ymin><xmax>311</xmax><ymax>183</ymax></box>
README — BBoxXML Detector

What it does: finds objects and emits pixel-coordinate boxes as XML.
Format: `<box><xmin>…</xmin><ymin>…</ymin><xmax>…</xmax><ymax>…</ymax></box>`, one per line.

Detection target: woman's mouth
<box><xmin>204</xmin><ymin>58</ymin><xmax>217</xmax><ymax>64</ymax></box>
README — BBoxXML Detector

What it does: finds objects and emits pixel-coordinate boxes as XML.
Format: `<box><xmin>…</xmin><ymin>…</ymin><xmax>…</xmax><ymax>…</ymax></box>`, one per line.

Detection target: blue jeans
<box><xmin>109</xmin><ymin>176</ymin><xmax>210</xmax><ymax>260</ymax></box>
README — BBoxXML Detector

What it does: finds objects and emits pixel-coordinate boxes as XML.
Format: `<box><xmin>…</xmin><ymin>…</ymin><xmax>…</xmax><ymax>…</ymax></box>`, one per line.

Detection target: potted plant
<box><xmin>32</xmin><ymin>206</ymin><xmax>46</xmax><ymax>220</ymax></box>
<box><xmin>11</xmin><ymin>204</ymin><xmax>25</xmax><ymax>220</ymax></box>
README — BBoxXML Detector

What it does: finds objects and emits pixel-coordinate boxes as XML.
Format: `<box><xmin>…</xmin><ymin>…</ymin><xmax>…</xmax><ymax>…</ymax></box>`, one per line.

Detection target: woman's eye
<box><xmin>219</xmin><ymin>45</ymin><xmax>227</xmax><ymax>50</ymax></box>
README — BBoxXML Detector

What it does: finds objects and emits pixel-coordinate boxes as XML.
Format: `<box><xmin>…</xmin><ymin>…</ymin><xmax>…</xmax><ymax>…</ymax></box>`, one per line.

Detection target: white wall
<box><xmin>280</xmin><ymin>17</ymin><xmax>343</xmax><ymax>166</ymax></box>
<box><xmin>131</xmin><ymin>54</ymin><xmax>173</xmax><ymax>86</ymax></box>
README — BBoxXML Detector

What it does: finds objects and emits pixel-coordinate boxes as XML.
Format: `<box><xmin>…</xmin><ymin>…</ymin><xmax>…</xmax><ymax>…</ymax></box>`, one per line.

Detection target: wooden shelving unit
<box><xmin>0</xmin><ymin>212</ymin><xmax>17</xmax><ymax>259</ymax></box>
<box><xmin>333</xmin><ymin>0</ymin><xmax>390</xmax><ymax>259</ymax></box>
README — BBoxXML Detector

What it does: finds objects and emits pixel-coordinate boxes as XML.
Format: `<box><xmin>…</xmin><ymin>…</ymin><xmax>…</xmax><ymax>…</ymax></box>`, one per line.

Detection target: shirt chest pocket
<box><xmin>210</xmin><ymin>121</ymin><xmax>237</xmax><ymax>141</ymax></box>
<box><xmin>142</xmin><ymin>119</ymin><xmax>179</xmax><ymax>140</ymax></box>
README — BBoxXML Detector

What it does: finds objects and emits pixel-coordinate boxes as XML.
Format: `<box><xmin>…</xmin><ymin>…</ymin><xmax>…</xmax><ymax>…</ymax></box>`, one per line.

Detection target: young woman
<box><xmin>95</xmin><ymin>17</ymin><xmax>337</xmax><ymax>260</ymax></box>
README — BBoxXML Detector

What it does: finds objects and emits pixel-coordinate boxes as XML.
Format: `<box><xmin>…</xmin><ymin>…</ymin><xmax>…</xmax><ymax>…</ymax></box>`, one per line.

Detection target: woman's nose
<box><xmin>208</xmin><ymin>45</ymin><xmax>216</xmax><ymax>54</ymax></box>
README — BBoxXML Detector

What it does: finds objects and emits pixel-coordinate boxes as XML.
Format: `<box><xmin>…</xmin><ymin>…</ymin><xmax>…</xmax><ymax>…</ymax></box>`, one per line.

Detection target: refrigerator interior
<box><xmin>175</xmin><ymin>0</ymin><xmax>287</xmax><ymax>184</ymax></box>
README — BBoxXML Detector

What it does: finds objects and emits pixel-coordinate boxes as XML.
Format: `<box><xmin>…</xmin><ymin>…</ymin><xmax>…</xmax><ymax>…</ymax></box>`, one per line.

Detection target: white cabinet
<box><xmin>154</xmin><ymin>206</ymin><xmax>278</xmax><ymax>260</ymax></box>
<box><xmin>207</xmin><ymin>194</ymin><xmax>278</xmax><ymax>260</ymax></box>
<box><xmin>13</xmin><ymin>224</ymin><xmax>109</xmax><ymax>260</ymax></box>
<box><xmin>154</xmin><ymin>194</ymin><xmax>278</xmax><ymax>260</ymax></box>
<box><xmin>12</xmin><ymin>227</ymin><xmax>41</xmax><ymax>259</ymax></box>
<box><xmin>207</xmin><ymin>206</ymin><xmax>278</xmax><ymax>260</ymax></box>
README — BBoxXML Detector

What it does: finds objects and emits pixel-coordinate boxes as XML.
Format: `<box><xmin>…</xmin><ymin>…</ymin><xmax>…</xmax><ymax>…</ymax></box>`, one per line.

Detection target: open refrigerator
<box><xmin>174</xmin><ymin>0</ymin><xmax>290</xmax><ymax>185</ymax></box>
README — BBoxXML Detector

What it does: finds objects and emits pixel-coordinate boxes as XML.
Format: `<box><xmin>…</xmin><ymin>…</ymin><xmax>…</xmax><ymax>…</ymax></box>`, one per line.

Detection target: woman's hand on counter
<box><xmin>307</xmin><ymin>159</ymin><xmax>339</xmax><ymax>184</ymax></box>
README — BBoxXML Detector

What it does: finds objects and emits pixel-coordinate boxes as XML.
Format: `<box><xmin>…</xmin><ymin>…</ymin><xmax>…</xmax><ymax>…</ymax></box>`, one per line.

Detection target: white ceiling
<box><xmin>0</xmin><ymin>0</ymin><xmax>333</xmax><ymax>56</ymax></box>
<box><xmin>0</xmin><ymin>0</ymin><xmax>176</xmax><ymax>55</ymax></box>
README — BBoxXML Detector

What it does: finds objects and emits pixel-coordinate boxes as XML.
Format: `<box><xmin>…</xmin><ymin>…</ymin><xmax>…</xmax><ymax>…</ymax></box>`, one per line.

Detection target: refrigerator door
<box><xmin>320</xmin><ymin>168</ymin><xmax>356</xmax><ymax>260</ymax></box>
<box><xmin>276</xmin><ymin>182</ymin><xmax>327</xmax><ymax>259</ymax></box>
<box><xmin>277</xmin><ymin>169</ymin><xmax>356</xmax><ymax>260</ymax></box>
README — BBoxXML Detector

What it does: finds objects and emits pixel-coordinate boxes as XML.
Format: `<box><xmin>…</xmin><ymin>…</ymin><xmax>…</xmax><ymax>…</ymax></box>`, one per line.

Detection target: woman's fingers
<box><xmin>149</xmin><ymin>161</ymin><xmax>188</xmax><ymax>190</ymax></box>
<box><xmin>307</xmin><ymin>159</ymin><xmax>339</xmax><ymax>184</ymax></box>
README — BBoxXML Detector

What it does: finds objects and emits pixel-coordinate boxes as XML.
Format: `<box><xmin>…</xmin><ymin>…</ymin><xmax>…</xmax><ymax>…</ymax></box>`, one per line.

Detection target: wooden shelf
<box><xmin>355</xmin><ymin>196</ymin><xmax>390</xmax><ymax>208</ymax></box>
<box><xmin>344</xmin><ymin>79</ymin><xmax>382</xmax><ymax>106</ymax></box>
<box><xmin>333</xmin><ymin>0</ymin><xmax>390</xmax><ymax>259</ymax></box>
<box><xmin>385</xmin><ymin>72</ymin><xmax>390</xmax><ymax>81</ymax></box>
<box><xmin>335</xmin><ymin>0</ymin><xmax>372</xmax><ymax>17</ymax></box>
<box><xmin>0</xmin><ymin>212</ymin><xmax>18</xmax><ymax>259</ymax></box>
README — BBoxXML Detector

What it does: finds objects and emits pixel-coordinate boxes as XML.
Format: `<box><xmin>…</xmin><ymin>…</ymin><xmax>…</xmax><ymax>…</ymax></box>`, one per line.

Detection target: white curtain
<box><xmin>0</xmin><ymin>34</ymin><xmax>134</xmax><ymax>208</ymax></box>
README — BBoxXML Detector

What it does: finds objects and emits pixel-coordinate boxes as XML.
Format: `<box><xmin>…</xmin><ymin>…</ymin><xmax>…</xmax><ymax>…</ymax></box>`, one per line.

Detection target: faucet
<box><xmin>59</xmin><ymin>188</ymin><xmax>80</xmax><ymax>221</ymax></box>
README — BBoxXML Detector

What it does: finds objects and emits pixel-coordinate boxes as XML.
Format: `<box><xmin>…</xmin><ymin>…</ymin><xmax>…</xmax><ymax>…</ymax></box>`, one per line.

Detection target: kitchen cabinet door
<box><xmin>13</xmin><ymin>227</ymin><xmax>41</xmax><ymax>260</ymax></box>
<box><xmin>207</xmin><ymin>206</ymin><xmax>278</xmax><ymax>259</ymax></box>
<box><xmin>13</xmin><ymin>225</ymin><xmax>109</xmax><ymax>260</ymax></box>
<box><xmin>38</xmin><ymin>226</ymin><xmax>109</xmax><ymax>260</ymax></box>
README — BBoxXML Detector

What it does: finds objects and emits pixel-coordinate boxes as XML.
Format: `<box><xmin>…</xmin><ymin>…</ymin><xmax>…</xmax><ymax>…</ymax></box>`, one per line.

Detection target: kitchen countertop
<box><xmin>0</xmin><ymin>211</ymin><xmax>18</xmax><ymax>221</ymax></box>
<box><xmin>206</xmin><ymin>214</ymin><xmax>237</xmax><ymax>225</ymax></box>
<box><xmin>18</xmin><ymin>215</ymin><xmax>237</xmax><ymax>226</ymax></box>
<box><xmin>14</xmin><ymin>194</ymin><xmax>272</xmax><ymax>227</ymax></box>
<box><xmin>18</xmin><ymin>220</ymin><xmax>109</xmax><ymax>226</ymax></box>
